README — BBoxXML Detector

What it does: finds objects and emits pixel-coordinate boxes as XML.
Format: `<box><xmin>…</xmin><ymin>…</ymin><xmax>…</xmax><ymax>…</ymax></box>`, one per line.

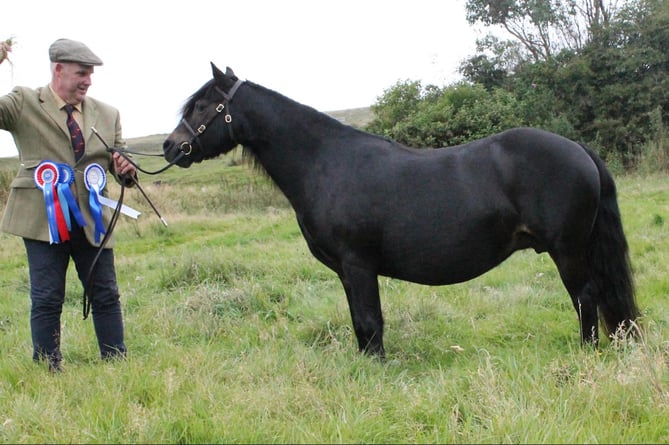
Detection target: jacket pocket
<box><xmin>10</xmin><ymin>160</ymin><xmax>42</xmax><ymax>188</ymax></box>
<box><xmin>10</xmin><ymin>176</ymin><xmax>37</xmax><ymax>188</ymax></box>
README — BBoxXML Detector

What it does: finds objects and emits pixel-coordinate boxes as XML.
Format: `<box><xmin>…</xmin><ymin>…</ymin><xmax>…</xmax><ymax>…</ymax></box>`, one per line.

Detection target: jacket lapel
<box><xmin>82</xmin><ymin>97</ymin><xmax>99</xmax><ymax>145</ymax></box>
<box><xmin>38</xmin><ymin>86</ymin><xmax>71</xmax><ymax>140</ymax></box>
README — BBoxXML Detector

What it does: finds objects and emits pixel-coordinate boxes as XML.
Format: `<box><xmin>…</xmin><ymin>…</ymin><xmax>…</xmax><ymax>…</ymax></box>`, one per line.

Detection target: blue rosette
<box><xmin>84</xmin><ymin>163</ymin><xmax>107</xmax><ymax>243</ymax></box>
<box><xmin>57</xmin><ymin>163</ymin><xmax>87</xmax><ymax>229</ymax></box>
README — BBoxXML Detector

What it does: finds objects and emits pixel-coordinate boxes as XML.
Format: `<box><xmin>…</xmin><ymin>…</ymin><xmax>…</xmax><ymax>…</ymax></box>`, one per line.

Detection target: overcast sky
<box><xmin>0</xmin><ymin>0</ymin><xmax>482</xmax><ymax>157</ymax></box>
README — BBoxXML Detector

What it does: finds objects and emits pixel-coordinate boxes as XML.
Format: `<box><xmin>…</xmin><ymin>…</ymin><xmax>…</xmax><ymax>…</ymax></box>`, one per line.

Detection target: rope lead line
<box><xmin>81</xmin><ymin>129</ymin><xmax>171</xmax><ymax>319</ymax></box>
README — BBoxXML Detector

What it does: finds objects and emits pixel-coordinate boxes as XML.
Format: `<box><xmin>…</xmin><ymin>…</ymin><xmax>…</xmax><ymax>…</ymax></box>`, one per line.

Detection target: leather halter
<box><xmin>179</xmin><ymin>78</ymin><xmax>244</xmax><ymax>156</ymax></box>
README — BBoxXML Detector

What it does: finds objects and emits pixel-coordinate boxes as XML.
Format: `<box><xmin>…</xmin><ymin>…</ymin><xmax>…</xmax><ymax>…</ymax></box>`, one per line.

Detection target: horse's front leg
<box><xmin>339</xmin><ymin>263</ymin><xmax>385</xmax><ymax>357</ymax></box>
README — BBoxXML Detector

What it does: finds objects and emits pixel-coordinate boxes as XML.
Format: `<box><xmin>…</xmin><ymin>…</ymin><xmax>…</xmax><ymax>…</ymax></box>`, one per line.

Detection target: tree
<box><xmin>463</xmin><ymin>0</ymin><xmax>669</xmax><ymax>162</ymax></box>
<box><xmin>464</xmin><ymin>0</ymin><xmax>621</xmax><ymax>62</ymax></box>
<box><xmin>367</xmin><ymin>0</ymin><xmax>669</xmax><ymax>167</ymax></box>
<box><xmin>366</xmin><ymin>80</ymin><xmax>430</xmax><ymax>139</ymax></box>
<box><xmin>366</xmin><ymin>81</ymin><xmax>525</xmax><ymax>148</ymax></box>
<box><xmin>458</xmin><ymin>35</ymin><xmax>523</xmax><ymax>90</ymax></box>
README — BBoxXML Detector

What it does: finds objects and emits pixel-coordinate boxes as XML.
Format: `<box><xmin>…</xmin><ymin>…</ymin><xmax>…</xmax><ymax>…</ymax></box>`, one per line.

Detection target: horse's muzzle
<box><xmin>162</xmin><ymin>139</ymin><xmax>192</xmax><ymax>167</ymax></box>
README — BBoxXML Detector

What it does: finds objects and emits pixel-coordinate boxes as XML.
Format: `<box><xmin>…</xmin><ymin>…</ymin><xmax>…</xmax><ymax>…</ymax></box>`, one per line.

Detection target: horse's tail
<box><xmin>582</xmin><ymin>144</ymin><xmax>640</xmax><ymax>339</ymax></box>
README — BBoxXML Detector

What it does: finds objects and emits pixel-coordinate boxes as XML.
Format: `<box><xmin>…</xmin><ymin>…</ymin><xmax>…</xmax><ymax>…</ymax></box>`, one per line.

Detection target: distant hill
<box><xmin>326</xmin><ymin>107</ymin><xmax>374</xmax><ymax>128</ymax></box>
<box><xmin>124</xmin><ymin>134</ymin><xmax>166</xmax><ymax>154</ymax></box>
<box><xmin>125</xmin><ymin>107</ymin><xmax>374</xmax><ymax>154</ymax></box>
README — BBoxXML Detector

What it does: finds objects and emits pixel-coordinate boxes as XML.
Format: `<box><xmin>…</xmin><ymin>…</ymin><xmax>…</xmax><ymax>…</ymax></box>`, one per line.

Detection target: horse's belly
<box><xmin>375</xmin><ymin>203</ymin><xmax>524</xmax><ymax>285</ymax></box>
<box><xmin>378</xmin><ymin>241</ymin><xmax>516</xmax><ymax>286</ymax></box>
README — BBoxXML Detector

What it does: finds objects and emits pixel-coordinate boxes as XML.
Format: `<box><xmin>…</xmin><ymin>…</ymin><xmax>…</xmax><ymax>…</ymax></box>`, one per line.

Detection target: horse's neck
<box><xmin>242</xmin><ymin>84</ymin><xmax>343</xmax><ymax>145</ymax></box>
<box><xmin>240</xmin><ymin>85</ymin><xmax>352</xmax><ymax>202</ymax></box>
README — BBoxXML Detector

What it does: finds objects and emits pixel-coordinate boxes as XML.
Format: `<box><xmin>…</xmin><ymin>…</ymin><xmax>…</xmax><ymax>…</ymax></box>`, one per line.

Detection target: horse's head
<box><xmin>163</xmin><ymin>63</ymin><xmax>243</xmax><ymax>167</ymax></box>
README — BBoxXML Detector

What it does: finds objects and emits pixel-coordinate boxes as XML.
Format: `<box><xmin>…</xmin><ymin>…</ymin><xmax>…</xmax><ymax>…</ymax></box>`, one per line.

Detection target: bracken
<box><xmin>0</xmin><ymin>37</ymin><xmax>14</xmax><ymax>66</ymax></box>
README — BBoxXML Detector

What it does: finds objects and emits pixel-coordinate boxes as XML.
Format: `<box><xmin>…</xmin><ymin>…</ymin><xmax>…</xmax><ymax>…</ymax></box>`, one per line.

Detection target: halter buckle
<box><xmin>216</xmin><ymin>104</ymin><xmax>225</xmax><ymax>113</ymax></box>
<box><xmin>197</xmin><ymin>124</ymin><xmax>206</xmax><ymax>134</ymax></box>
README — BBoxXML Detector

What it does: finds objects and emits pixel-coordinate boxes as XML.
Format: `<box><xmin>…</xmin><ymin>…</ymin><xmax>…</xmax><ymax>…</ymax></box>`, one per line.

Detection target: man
<box><xmin>0</xmin><ymin>38</ymin><xmax>136</xmax><ymax>372</ymax></box>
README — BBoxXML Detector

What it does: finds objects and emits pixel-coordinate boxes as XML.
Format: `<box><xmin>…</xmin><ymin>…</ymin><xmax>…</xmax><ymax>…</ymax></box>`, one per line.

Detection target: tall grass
<box><xmin>0</xmin><ymin>151</ymin><xmax>668</xmax><ymax>443</ymax></box>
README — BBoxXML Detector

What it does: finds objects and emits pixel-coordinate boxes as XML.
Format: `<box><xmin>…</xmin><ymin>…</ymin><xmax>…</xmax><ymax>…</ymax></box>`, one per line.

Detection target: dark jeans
<box><xmin>23</xmin><ymin>226</ymin><xmax>126</xmax><ymax>364</ymax></box>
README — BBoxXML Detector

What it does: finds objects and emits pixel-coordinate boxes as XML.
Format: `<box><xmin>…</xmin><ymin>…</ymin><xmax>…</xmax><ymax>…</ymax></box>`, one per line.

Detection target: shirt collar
<box><xmin>49</xmin><ymin>84</ymin><xmax>83</xmax><ymax>112</ymax></box>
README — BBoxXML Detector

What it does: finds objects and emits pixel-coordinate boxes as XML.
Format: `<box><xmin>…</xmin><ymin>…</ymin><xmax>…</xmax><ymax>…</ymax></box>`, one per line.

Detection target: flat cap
<box><xmin>49</xmin><ymin>38</ymin><xmax>103</xmax><ymax>66</ymax></box>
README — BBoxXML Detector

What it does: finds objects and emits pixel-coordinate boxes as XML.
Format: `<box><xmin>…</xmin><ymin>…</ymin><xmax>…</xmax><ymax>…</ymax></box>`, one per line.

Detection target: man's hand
<box><xmin>112</xmin><ymin>151</ymin><xmax>137</xmax><ymax>178</ymax></box>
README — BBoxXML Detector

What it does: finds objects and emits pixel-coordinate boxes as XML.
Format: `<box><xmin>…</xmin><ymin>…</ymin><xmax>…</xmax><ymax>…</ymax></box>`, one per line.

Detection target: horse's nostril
<box><xmin>162</xmin><ymin>140</ymin><xmax>172</xmax><ymax>152</ymax></box>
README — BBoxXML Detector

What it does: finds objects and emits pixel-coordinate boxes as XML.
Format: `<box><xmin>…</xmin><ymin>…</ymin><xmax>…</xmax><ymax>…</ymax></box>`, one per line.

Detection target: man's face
<box><xmin>52</xmin><ymin>62</ymin><xmax>94</xmax><ymax>104</ymax></box>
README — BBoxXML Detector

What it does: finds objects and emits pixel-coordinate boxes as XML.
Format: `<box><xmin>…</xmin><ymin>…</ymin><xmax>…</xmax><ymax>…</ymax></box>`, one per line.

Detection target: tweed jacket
<box><xmin>0</xmin><ymin>85</ymin><xmax>129</xmax><ymax>247</ymax></box>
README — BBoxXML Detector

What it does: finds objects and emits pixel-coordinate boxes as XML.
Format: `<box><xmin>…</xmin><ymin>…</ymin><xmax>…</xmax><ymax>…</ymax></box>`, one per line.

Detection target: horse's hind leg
<box><xmin>339</xmin><ymin>263</ymin><xmax>385</xmax><ymax>357</ymax></box>
<box><xmin>550</xmin><ymin>251</ymin><xmax>600</xmax><ymax>345</ymax></box>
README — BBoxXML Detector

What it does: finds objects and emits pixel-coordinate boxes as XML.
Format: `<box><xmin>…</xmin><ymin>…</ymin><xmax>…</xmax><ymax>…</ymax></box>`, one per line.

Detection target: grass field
<box><xmin>0</xmin><ymin>141</ymin><xmax>668</xmax><ymax>443</ymax></box>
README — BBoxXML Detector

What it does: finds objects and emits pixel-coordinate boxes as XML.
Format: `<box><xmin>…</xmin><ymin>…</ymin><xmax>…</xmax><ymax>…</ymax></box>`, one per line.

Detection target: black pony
<box><xmin>163</xmin><ymin>63</ymin><xmax>639</xmax><ymax>356</ymax></box>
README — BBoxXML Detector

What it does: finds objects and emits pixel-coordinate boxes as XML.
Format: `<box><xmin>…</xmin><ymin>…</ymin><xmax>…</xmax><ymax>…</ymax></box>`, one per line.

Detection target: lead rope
<box><xmin>81</xmin><ymin>130</ymin><xmax>179</xmax><ymax>319</ymax></box>
<box><xmin>82</xmin><ymin>178</ymin><xmax>124</xmax><ymax>319</ymax></box>
<box><xmin>81</xmin><ymin>78</ymin><xmax>243</xmax><ymax>318</ymax></box>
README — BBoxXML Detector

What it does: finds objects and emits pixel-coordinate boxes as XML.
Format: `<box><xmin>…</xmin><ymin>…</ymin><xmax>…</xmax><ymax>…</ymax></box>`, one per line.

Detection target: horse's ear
<box><xmin>210</xmin><ymin>63</ymin><xmax>237</xmax><ymax>81</ymax></box>
<box><xmin>211</xmin><ymin>62</ymin><xmax>224</xmax><ymax>78</ymax></box>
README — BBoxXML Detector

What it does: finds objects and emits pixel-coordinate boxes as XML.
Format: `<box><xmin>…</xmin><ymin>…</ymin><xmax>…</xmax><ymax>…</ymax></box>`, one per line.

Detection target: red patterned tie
<box><xmin>64</xmin><ymin>104</ymin><xmax>85</xmax><ymax>161</ymax></box>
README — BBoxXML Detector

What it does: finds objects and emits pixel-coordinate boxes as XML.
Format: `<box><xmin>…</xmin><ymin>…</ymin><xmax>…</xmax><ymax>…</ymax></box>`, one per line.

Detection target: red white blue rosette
<box><xmin>34</xmin><ymin>161</ymin><xmax>59</xmax><ymax>188</ymax></box>
<box><xmin>84</xmin><ymin>163</ymin><xmax>107</xmax><ymax>243</ymax></box>
<box><xmin>34</xmin><ymin>161</ymin><xmax>69</xmax><ymax>244</ymax></box>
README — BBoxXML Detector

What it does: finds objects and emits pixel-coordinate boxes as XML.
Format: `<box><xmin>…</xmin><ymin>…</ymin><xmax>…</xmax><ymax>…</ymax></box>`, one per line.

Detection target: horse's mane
<box><xmin>247</xmin><ymin>80</ymin><xmax>355</xmax><ymax>129</ymax></box>
<box><xmin>241</xmin><ymin>145</ymin><xmax>267</xmax><ymax>175</ymax></box>
<box><xmin>234</xmin><ymin>80</ymin><xmax>351</xmax><ymax>179</ymax></box>
<box><xmin>181</xmin><ymin>76</ymin><xmax>382</xmax><ymax>182</ymax></box>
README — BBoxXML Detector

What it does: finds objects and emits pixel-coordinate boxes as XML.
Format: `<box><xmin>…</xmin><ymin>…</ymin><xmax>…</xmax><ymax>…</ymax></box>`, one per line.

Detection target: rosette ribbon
<box><xmin>34</xmin><ymin>161</ymin><xmax>69</xmax><ymax>244</ymax></box>
<box><xmin>57</xmin><ymin>163</ymin><xmax>87</xmax><ymax>230</ymax></box>
<box><xmin>96</xmin><ymin>194</ymin><xmax>141</xmax><ymax>219</ymax></box>
<box><xmin>84</xmin><ymin>163</ymin><xmax>107</xmax><ymax>244</ymax></box>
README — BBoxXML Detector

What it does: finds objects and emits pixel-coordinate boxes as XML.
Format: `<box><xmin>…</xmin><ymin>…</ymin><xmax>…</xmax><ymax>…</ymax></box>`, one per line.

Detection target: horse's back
<box><xmin>459</xmin><ymin>128</ymin><xmax>598</xmax><ymax>178</ymax></box>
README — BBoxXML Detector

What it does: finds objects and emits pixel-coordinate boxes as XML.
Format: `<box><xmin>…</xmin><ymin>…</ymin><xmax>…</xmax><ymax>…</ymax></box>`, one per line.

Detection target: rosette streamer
<box><xmin>34</xmin><ymin>161</ymin><xmax>69</xmax><ymax>244</ymax></box>
<box><xmin>52</xmin><ymin>185</ymin><xmax>70</xmax><ymax>242</ymax></box>
<box><xmin>57</xmin><ymin>163</ymin><xmax>87</xmax><ymax>229</ymax></box>
<box><xmin>85</xmin><ymin>163</ymin><xmax>107</xmax><ymax>244</ymax></box>
<box><xmin>56</xmin><ymin>182</ymin><xmax>71</xmax><ymax>230</ymax></box>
